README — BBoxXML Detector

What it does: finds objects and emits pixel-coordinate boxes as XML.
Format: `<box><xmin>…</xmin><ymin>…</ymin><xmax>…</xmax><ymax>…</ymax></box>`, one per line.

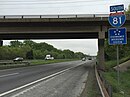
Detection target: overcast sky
<box><xmin>0</xmin><ymin>0</ymin><xmax>129</xmax><ymax>15</ymax></box>
<box><xmin>1</xmin><ymin>0</ymin><xmax>130</xmax><ymax>56</ymax></box>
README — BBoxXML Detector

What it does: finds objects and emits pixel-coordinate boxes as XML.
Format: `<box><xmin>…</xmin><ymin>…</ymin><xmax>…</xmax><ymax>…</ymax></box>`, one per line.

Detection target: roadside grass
<box><xmin>30</xmin><ymin>59</ymin><xmax>78</xmax><ymax>65</ymax></box>
<box><xmin>103</xmin><ymin>70</ymin><xmax>130</xmax><ymax>97</ymax></box>
<box><xmin>103</xmin><ymin>57</ymin><xmax>130</xmax><ymax>97</ymax></box>
<box><xmin>105</xmin><ymin>60</ymin><xmax>117</xmax><ymax>70</ymax></box>
<box><xmin>0</xmin><ymin>59</ymin><xmax>78</xmax><ymax>69</ymax></box>
<box><xmin>105</xmin><ymin>56</ymin><xmax>130</xmax><ymax>70</ymax></box>
<box><xmin>0</xmin><ymin>63</ymin><xmax>28</xmax><ymax>69</ymax></box>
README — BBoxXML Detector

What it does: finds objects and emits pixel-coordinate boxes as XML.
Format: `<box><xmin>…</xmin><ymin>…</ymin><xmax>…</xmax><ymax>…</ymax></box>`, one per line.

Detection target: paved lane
<box><xmin>0</xmin><ymin>60</ymin><xmax>90</xmax><ymax>96</ymax></box>
<box><xmin>9</xmin><ymin>62</ymin><xmax>91</xmax><ymax>97</ymax></box>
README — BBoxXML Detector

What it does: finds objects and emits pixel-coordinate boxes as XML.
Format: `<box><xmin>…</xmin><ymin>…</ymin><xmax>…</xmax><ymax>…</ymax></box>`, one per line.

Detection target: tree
<box><xmin>104</xmin><ymin>39</ymin><xmax>130</xmax><ymax>61</ymax></box>
<box><xmin>74</xmin><ymin>52</ymin><xmax>85</xmax><ymax>59</ymax></box>
<box><xmin>63</xmin><ymin>50</ymin><xmax>75</xmax><ymax>59</ymax></box>
<box><xmin>57</xmin><ymin>54</ymin><xmax>65</xmax><ymax>59</ymax></box>
<box><xmin>34</xmin><ymin>50</ymin><xmax>44</xmax><ymax>59</ymax></box>
<box><xmin>26</xmin><ymin>50</ymin><xmax>33</xmax><ymax>59</ymax></box>
<box><xmin>125</xmin><ymin>5</ymin><xmax>130</xmax><ymax>14</ymax></box>
<box><xmin>23</xmin><ymin>40</ymin><xmax>36</xmax><ymax>48</ymax></box>
<box><xmin>0</xmin><ymin>40</ymin><xmax>87</xmax><ymax>60</ymax></box>
<box><xmin>10</xmin><ymin>40</ymin><xmax>23</xmax><ymax>47</ymax></box>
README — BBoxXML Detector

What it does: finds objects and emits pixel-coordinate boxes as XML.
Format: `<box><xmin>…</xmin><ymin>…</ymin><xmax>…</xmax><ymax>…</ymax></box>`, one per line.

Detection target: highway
<box><xmin>0</xmin><ymin>60</ymin><xmax>95</xmax><ymax>97</ymax></box>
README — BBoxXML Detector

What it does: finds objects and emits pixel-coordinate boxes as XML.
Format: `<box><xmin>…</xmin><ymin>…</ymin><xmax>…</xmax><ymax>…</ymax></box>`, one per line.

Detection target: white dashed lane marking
<box><xmin>0</xmin><ymin>73</ymin><xmax>19</xmax><ymax>78</ymax></box>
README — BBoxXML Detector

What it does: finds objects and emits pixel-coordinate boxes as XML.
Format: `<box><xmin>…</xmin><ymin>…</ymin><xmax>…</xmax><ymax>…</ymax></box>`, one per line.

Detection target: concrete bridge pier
<box><xmin>98</xmin><ymin>31</ymin><xmax>105</xmax><ymax>71</ymax></box>
<box><xmin>0</xmin><ymin>40</ymin><xmax>3</xmax><ymax>46</ymax></box>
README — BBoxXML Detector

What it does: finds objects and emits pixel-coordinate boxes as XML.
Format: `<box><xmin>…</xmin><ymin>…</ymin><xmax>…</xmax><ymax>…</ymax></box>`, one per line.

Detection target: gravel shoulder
<box><xmin>80</xmin><ymin>62</ymin><xmax>102</xmax><ymax>97</ymax></box>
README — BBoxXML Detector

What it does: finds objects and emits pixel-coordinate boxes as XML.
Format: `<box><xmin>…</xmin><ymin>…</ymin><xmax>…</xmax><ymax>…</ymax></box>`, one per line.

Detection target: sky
<box><xmin>1</xmin><ymin>0</ymin><xmax>130</xmax><ymax>56</ymax></box>
<box><xmin>0</xmin><ymin>0</ymin><xmax>129</xmax><ymax>15</ymax></box>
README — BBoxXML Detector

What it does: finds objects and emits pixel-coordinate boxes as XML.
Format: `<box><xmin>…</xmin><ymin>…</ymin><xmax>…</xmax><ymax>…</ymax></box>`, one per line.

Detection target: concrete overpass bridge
<box><xmin>0</xmin><ymin>14</ymin><xmax>130</xmax><ymax>70</ymax></box>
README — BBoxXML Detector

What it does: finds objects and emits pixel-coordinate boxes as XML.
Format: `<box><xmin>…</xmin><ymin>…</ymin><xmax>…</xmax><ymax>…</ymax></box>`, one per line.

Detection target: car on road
<box><xmin>82</xmin><ymin>58</ymin><xmax>86</xmax><ymax>61</ymax></box>
<box><xmin>45</xmin><ymin>55</ymin><xmax>54</xmax><ymax>60</ymax></box>
<box><xmin>13</xmin><ymin>57</ymin><xmax>23</xmax><ymax>62</ymax></box>
<box><xmin>88</xmin><ymin>57</ymin><xmax>92</xmax><ymax>60</ymax></box>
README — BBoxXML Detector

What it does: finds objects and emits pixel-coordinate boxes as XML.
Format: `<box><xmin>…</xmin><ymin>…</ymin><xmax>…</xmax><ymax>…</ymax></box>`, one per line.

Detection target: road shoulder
<box><xmin>80</xmin><ymin>66</ymin><xmax>102</xmax><ymax>97</ymax></box>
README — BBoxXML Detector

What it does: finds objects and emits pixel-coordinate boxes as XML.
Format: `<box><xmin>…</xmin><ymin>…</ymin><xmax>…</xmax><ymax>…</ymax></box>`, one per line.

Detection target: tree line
<box><xmin>104</xmin><ymin>39</ymin><xmax>130</xmax><ymax>60</ymax></box>
<box><xmin>0</xmin><ymin>40</ymin><xmax>87</xmax><ymax>60</ymax></box>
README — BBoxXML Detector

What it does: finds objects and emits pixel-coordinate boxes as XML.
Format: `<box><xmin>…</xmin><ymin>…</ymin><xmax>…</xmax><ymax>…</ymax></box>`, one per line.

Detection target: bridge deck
<box><xmin>0</xmin><ymin>14</ymin><xmax>130</xmax><ymax>39</ymax></box>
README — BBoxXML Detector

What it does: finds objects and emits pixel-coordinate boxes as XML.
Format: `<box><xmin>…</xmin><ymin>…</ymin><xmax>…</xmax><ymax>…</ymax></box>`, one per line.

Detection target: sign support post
<box><xmin>117</xmin><ymin>45</ymin><xmax>119</xmax><ymax>85</ymax></box>
<box><xmin>108</xmin><ymin>4</ymin><xmax>127</xmax><ymax>86</ymax></box>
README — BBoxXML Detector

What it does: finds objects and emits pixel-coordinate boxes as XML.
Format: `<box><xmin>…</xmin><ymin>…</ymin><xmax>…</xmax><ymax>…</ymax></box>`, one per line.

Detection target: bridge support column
<box><xmin>98</xmin><ymin>31</ymin><xmax>105</xmax><ymax>71</ymax></box>
<box><xmin>0</xmin><ymin>40</ymin><xmax>3</xmax><ymax>46</ymax></box>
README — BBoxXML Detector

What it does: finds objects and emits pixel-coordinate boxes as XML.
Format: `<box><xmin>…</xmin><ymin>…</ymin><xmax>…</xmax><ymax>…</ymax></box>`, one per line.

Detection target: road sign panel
<box><xmin>110</xmin><ymin>4</ymin><xmax>124</xmax><ymax>12</ymax></box>
<box><xmin>108</xmin><ymin>27</ymin><xmax>127</xmax><ymax>45</ymax></box>
<box><xmin>110</xmin><ymin>12</ymin><xmax>124</xmax><ymax>16</ymax></box>
<box><xmin>108</xmin><ymin>14</ymin><xmax>126</xmax><ymax>27</ymax></box>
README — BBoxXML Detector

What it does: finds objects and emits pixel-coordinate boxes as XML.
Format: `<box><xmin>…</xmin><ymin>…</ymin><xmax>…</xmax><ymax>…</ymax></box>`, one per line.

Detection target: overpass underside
<box><xmin>0</xmin><ymin>15</ymin><xmax>130</xmax><ymax>70</ymax></box>
<box><xmin>0</xmin><ymin>20</ymin><xmax>107</xmax><ymax>39</ymax></box>
<box><xmin>0</xmin><ymin>17</ymin><xmax>130</xmax><ymax>39</ymax></box>
<box><xmin>0</xmin><ymin>32</ymin><xmax>98</xmax><ymax>39</ymax></box>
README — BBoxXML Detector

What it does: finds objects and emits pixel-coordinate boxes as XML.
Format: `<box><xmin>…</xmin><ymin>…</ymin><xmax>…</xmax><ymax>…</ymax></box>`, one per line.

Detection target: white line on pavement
<box><xmin>0</xmin><ymin>64</ymin><xmax>82</xmax><ymax>97</ymax></box>
<box><xmin>0</xmin><ymin>73</ymin><xmax>19</xmax><ymax>78</ymax></box>
<box><xmin>11</xmin><ymin>72</ymin><xmax>65</xmax><ymax>97</ymax></box>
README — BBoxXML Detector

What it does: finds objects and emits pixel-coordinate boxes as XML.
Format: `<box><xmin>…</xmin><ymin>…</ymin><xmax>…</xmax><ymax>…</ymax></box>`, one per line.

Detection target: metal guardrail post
<box><xmin>76</xmin><ymin>15</ymin><xmax>77</xmax><ymax>18</ymax></box>
<box><xmin>108</xmin><ymin>85</ymin><xmax>113</xmax><ymax>97</ymax></box>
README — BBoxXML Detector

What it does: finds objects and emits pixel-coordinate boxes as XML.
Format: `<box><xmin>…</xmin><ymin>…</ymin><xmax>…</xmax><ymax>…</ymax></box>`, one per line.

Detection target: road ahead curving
<box><xmin>0</xmin><ymin>60</ymin><xmax>94</xmax><ymax>97</ymax></box>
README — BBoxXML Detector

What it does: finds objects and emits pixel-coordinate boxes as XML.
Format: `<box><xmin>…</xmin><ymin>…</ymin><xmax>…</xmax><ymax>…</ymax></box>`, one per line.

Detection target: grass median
<box><xmin>0</xmin><ymin>59</ymin><xmax>78</xmax><ymax>70</ymax></box>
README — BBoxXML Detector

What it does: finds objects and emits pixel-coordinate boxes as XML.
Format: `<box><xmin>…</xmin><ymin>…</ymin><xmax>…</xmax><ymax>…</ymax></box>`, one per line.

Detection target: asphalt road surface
<box><xmin>0</xmin><ymin>60</ymin><xmax>94</xmax><ymax>97</ymax></box>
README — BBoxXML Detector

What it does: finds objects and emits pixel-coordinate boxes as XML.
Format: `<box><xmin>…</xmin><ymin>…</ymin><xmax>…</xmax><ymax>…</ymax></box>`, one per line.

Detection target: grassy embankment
<box><xmin>103</xmin><ymin>57</ymin><xmax>130</xmax><ymax>97</ymax></box>
<box><xmin>0</xmin><ymin>59</ymin><xmax>78</xmax><ymax>69</ymax></box>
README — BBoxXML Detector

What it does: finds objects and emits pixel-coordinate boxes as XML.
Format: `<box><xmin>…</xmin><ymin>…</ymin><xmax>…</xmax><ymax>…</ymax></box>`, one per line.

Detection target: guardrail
<box><xmin>0</xmin><ymin>14</ymin><xmax>130</xmax><ymax>19</ymax></box>
<box><xmin>0</xmin><ymin>61</ymin><xmax>30</xmax><ymax>65</ymax></box>
<box><xmin>95</xmin><ymin>65</ymin><xmax>112</xmax><ymax>97</ymax></box>
<box><xmin>0</xmin><ymin>14</ymin><xmax>110</xmax><ymax>19</ymax></box>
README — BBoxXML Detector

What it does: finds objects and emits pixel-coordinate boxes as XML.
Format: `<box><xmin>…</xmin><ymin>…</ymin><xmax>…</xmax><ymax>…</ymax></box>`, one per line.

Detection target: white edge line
<box><xmin>12</xmin><ymin>72</ymin><xmax>65</xmax><ymax>97</ymax></box>
<box><xmin>0</xmin><ymin>65</ymin><xmax>80</xmax><ymax>97</ymax></box>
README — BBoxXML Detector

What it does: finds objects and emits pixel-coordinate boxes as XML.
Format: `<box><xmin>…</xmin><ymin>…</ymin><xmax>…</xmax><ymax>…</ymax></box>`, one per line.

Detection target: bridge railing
<box><xmin>0</xmin><ymin>14</ymin><xmax>110</xmax><ymax>19</ymax></box>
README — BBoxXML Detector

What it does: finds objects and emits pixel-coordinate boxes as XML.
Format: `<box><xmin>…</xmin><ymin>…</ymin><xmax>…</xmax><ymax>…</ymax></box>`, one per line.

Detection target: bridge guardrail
<box><xmin>0</xmin><ymin>14</ymin><xmax>110</xmax><ymax>19</ymax></box>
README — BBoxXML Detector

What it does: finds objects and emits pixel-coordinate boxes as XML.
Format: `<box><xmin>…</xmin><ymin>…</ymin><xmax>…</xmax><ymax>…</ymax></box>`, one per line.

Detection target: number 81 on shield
<box><xmin>108</xmin><ymin>15</ymin><xmax>126</xmax><ymax>28</ymax></box>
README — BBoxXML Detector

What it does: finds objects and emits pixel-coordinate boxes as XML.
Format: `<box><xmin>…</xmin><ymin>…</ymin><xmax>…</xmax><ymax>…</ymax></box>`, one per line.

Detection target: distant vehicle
<box><xmin>82</xmin><ymin>58</ymin><xmax>86</xmax><ymax>61</ymax></box>
<box><xmin>45</xmin><ymin>55</ymin><xmax>54</xmax><ymax>60</ymax></box>
<box><xmin>88</xmin><ymin>57</ymin><xmax>92</xmax><ymax>60</ymax></box>
<box><xmin>13</xmin><ymin>57</ymin><xmax>23</xmax><ymax>62</ymax></box>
